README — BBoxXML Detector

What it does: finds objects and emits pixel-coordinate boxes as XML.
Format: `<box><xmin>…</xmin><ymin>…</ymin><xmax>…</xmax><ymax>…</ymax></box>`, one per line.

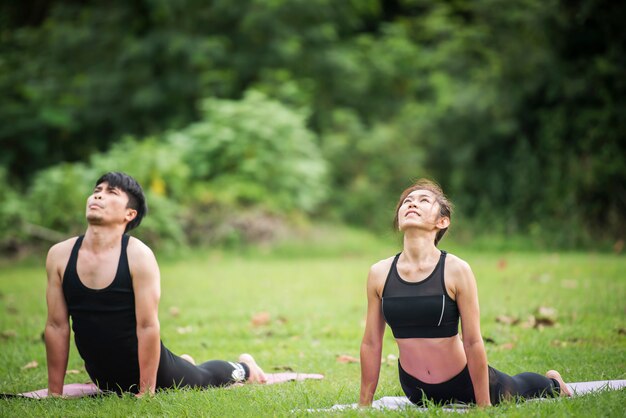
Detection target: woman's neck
<box><xmin>402</xmin><ymin>230</ymin><xmax>439</xmax><ymax>264</ymax></box>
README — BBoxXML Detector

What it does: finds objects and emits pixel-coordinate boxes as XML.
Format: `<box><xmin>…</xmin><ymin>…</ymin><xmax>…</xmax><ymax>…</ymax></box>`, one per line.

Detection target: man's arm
<box><xmin>128</xmin><ymin>238</ymin><xmax>162</xmax><ymax>397</ymax></box>
<box><xmin>44</xmin><ymin>242</ymin><xmax>71</xmax><ymax>396</ymax></box>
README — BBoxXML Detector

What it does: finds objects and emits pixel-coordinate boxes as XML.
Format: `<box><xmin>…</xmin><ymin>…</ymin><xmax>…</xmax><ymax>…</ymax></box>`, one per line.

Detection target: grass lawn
<box><xmin>0</xmin><ymin>231</ymin><xmax>624</xmax><ymax>416</ymax></box>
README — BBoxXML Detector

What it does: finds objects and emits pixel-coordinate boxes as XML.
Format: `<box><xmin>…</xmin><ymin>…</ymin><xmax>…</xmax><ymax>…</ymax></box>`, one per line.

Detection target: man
<box><xmin>45</xmin><ymin>172</ymin><xmax>265</xmax><ymax>396</ymax></box>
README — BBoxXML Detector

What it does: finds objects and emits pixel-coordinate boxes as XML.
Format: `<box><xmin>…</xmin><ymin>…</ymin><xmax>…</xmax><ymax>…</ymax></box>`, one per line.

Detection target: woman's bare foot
<box><xmin>180</xmin><ymin>354</ymin><xmax>196</xmax><ymax>365</ymax></box>
<box><xmin>546</xmin><ymin>370</ymin><xmax>572</xmax><ymax>396</ymax></box>
<box><xmin>239</xmin><ymin>353</ymin><xmax>267</xmax><ymax>384</ymax></box>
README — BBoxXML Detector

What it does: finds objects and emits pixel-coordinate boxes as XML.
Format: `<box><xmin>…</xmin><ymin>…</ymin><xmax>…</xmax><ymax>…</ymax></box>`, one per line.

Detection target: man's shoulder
<box><xmin>127</xmin><ymin>235</ymin><xmax>152</xmax><ymax>252</ymax></box>
<box><xmin>46</xmin><ymin>236</ymin><xmax>79</xmax><ymax>271</ymax></box>
<box><xmin>47</xmin><ymin>236</ymin><xmax>79</xmax><ymax>258</ymax></box>
<box><xmin>126</xmin><ymin>236</ymin><xmax>157</xmax><ymax>261</ymax></box>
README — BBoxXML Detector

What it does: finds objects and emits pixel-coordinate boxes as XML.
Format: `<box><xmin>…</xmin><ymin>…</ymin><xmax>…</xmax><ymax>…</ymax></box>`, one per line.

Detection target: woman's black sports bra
<box><xmin>381</xmin><ymin>251</ymin><xmax>459</xmax><ymax>338</ymax></box>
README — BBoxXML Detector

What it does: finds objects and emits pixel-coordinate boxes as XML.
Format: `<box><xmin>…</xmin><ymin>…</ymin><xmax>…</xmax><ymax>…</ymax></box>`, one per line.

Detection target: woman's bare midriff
<box><xmin>396</xmin><ymin>335</ymin><xmax>467</xmax><ymax>384</ymax></box>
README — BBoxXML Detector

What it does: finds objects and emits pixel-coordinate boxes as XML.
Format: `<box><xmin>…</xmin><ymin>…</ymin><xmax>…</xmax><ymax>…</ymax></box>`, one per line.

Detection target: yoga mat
<box><xmin>2</xmin><ymin>372</ymin><xmax>324</xmax><ymax>399</ymax></box>
<box><xmin>308</xmin><ymin>380</ymin><xmax>626</xmax><ymax>412</ymax></box>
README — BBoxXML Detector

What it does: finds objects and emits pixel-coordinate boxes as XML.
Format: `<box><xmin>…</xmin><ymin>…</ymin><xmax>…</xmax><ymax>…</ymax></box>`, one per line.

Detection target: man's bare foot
<box><xmin>239</xmin><ymin>353</ymin><xmax>267</xmax><ymax>384</ymax></box>
<box><xmin>546</xmin><ymin>370</ymin><xmax>572</xmax><ymax>396</ymax></box>
<box><xmin>180</xmin><ymin>354</ymin><xmax>196</xmax><ymax>365</ymax></box>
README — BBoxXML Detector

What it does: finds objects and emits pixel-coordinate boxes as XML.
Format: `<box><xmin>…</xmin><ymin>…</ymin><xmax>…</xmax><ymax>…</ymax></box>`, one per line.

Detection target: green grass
<box><xmin>1</xmin><ymin>230</ymin><xmax>625</xmax><ymax>417</ymax></box>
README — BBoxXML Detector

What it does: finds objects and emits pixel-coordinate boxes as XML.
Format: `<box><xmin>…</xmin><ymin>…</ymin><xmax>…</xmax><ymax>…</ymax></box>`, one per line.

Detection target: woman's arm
<box><xmin>359</xmin><ymin>263</ymin><xmax>387</xmax><ymax>406</ymax></box>
<box><xmin>452</xmin><ymin>258</ymin><xmax>490</xmax><ymax>407</ymax></box>
<box><xmin>129</xmin><ymin>238</ymin><xmax>162</xmax><ymax>397</ymax></box>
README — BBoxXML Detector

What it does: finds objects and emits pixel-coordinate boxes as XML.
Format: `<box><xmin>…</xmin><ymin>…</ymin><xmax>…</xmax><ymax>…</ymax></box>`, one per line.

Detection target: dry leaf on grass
<box><xmin>382</xmin><ymin>354</ymin><xmax>397</xmax><ymax>365</ymax></box>
<box><xmin>251</xmin><ymin>312</ymin><xmax>271</xmax><ymax>327</ymax></box>
<box><xmin>499</xmin><ymin>342</ymin><xmax>515</xmax><ymax>350</ymax></box>
<box><xmin>535</xmin><ymin>306</ymin><xmax>558</xmax><ymax>326</ymax></box>
<box><xmin>176</xmin><ymin>326</ymin><xmax>193</xmax><ymax>334</ymax></box>
<box><xmin>1</xmin><ymin>330</ymin><xmax>17</xmax><ymax>339</ymax></box>
<box><xmin>66</xmin><ymin>369</ymin><xmax>82</xmax><ymax>375</ymax></box>
<box><xmin>561</xmin><ymin>280</ymin><xmax>578</xmax><ymax>289</ymax></box>
<box><xmin>551</xmin><ymin>338</ymin><xmax>580</xmax><ymax>348</ymax></box>
<box><xmin>497</xmin><ymin>259</ymin><xmax>507</xmax><ymax>270</ymax></box>
<box><xmin>272</xmin><ymin>365</ymin><xmax>294</xmax><ymax>372</ymax></box>
<box><xmin>495</xmin><ymin>315</ymin><xmax>519</xmax><ymax>326</ymax></box>
<box><xmin>336</xmin><ymin>354</ymin><xmax>359</xmax><ymax>364</ymax></box>
<box><xmin>613</xmin><ymin>239</ymin><xmax>624</xmax><ymax>254</ymax></box>
<box><xmin>21</xmin><ymin>360</ymin><xmax>38</xmax><ymax>370</ymax></box>
<box><xmin>520</xmin><ymin>315</ymin><xmax>536</xmax><ymax>329</ymax></box>
<box><xmin>169</xmin><ymin>306</ymin><xmax>180</xmax><ymax>317</ymax></box>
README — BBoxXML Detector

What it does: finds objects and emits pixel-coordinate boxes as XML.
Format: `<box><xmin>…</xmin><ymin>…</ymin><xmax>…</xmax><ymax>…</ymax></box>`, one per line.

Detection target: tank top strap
<box><xmin>62</xmin><ymin>235</ymin><xmax>85</xmax><ymax>287</ymax></box>
<box><xmin>381</xmin><ymin>253</ymin><xmax>401</xmax><ymax>297</ymax></box>
<box><xmin>438</xmin><ymin>250</ymin><xmax>448</xmax><ymax>292</ymax></box>
<box><xmin>115</xmin><ymin>234</ymin><xmax>132</xmax><ymax>289</ymax></box>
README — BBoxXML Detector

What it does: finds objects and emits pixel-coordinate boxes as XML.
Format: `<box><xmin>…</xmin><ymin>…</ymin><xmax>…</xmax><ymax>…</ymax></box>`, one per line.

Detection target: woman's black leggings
<box><xmin>399</xmin><ymin>361</ymin><xmax>560</xmax><ymax>406</ymax></box>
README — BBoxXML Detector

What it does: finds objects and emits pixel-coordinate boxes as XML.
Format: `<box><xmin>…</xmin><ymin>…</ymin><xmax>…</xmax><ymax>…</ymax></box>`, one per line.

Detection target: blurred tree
<box><xmin>0</xmin><ymin>0</ymin><xmax>624</xmax><ymax>248</ymax></box>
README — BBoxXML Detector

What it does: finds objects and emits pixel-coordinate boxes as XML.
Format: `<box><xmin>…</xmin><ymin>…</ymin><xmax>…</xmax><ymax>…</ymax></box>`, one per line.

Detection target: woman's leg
<box><xmin>546</xmin><ymin>370</ymin><xmax>572</xmax><ymax>396</ymax></box>
<box><xmin>488</xmin><ymin>366</ymin><xmax>570</xmax><ymax>404</ymax></box>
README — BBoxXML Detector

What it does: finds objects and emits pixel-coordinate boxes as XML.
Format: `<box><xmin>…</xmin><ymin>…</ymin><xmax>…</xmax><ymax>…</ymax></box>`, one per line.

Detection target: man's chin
<box><xmin>86</xmin><ymin>214</ymin><xmax>104</xmax><ymax>224</ymax></box>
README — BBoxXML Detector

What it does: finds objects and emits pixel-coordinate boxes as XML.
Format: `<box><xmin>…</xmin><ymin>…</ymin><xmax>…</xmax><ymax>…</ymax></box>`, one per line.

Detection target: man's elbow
<box><xmin>45</xmin><ymin>320</ymin><xmax>69</xmax><ymax>335</ymax></box>
<box><xmin>136</xmin><ymin>320</ymin><xmax>160</xmax><ymax>335</ymax></box>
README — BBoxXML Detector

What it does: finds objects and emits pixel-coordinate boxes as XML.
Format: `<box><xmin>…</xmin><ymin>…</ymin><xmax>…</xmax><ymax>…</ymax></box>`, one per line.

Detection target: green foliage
<box><xmin>321</xmin><ymin>108</ymin><xmax>428</xmax><ymax>230</ymax></box>
<box><xmin>1</xmin><ymin>0</ymin><xmax>625</xmax><ymax>249</ymax></box>
<box><xmin>171</xmin><ymin>90</ymin><xmax>327</xmax><ymax>213</ymax></box>
<box><xmin>24</xmin><ymin>163</ymin><xmax>93</xmax><ymax>236</ymax></box>
<box><xmin>0</xmin><ymin>167</ymin><xmax>26</xmax><ymax>249</ymax></box>
<box><xmin>6</xmin><ymin>92</ymin><xmax>328</xmax><ymax>251</ymax></box>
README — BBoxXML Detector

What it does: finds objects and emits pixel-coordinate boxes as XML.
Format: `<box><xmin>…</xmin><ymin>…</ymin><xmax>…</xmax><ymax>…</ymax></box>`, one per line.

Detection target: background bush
<box><xmin>7</xmin><ymin>92</ymin><xmax>327</xmax><ymax>252</ymax></box>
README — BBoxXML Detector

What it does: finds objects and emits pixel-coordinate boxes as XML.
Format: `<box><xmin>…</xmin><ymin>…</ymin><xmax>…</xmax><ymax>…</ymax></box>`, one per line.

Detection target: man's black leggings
<box><xmin>156</xmin><ymin>344</ymin><xmax>250</xmax><ymax>390</ymax></box>
<box><xmin>89</xmin><ymin>343</ymin><xmax>250</xmax><ymax>394</ymax></box>
<box><xmin>399</xmin><ymin>361</ymin><xmax>560</xmax><ymax>406</ymax></box>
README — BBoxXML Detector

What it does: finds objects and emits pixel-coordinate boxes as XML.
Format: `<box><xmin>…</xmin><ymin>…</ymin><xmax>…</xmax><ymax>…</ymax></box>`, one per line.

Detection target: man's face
<box><xmin>86</xmin><ymin>182</ymin><xmax>134</xmax><ymax>227</ymax></box>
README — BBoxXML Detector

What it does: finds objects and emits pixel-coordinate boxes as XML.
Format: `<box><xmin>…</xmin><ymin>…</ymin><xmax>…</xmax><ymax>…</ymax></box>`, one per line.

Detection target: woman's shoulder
<box><xmin>443</xmin><ymin>252</ymin><xmax>473</xmax><ymax>276</ymax></box>
<box><xmin>367</xmin><ymin>255</ymin><xmax>396</xmax><ymax>294</ymax></box>
<box><xmin>370</xmin><ymin>254</ymin><xmax>396</xmax><ymax>275</ymax></box>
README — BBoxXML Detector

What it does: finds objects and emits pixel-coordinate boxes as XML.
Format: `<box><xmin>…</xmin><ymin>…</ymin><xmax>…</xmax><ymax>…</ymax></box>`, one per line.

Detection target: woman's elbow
<box><xmin>462</xmin><ymin>332</ymin><xmax>485</xmax><ymax>349</ymax></box>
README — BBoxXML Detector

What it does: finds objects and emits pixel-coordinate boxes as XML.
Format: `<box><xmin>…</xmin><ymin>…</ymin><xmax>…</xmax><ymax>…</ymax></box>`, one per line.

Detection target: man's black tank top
<box><xmin>63</xmin><ymin>235</ymin><xmax>141</xmax><ymax>391</ymax></box>
<box><xmin>381</xmin><ymin>251</ymin><xmax>460</xmax><ymax>338</ymax></box>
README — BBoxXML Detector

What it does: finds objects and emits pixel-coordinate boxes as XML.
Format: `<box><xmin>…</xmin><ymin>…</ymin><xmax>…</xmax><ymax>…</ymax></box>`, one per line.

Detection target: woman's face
<box><xmin>397</xmin><ymin>189</ymin><xmax>442</xmax><ymax>231</ymax></box>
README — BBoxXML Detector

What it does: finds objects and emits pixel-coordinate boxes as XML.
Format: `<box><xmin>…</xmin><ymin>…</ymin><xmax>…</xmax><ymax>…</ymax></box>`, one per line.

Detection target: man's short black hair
<box><xmin>95</xmin><ymin>172</ymin><xmax>147</xmax><ymax>232</ymax></box>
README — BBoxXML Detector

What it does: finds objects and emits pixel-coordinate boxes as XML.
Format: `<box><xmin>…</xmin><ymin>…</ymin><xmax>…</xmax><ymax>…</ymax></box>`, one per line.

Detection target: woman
<box><xmin>359</xmin><ymin>179</ymin><xmax>571</xmax><ymax>407</ymax></box>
